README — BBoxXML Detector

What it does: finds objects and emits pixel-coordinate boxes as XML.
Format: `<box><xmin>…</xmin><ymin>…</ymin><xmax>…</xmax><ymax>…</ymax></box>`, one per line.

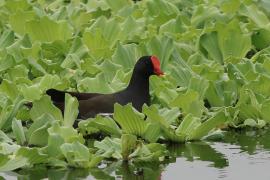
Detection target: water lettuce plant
<box><xmin>0</xmin><ymin>0</ymin><xmax>270</xmax><ymax>172</ymax></box>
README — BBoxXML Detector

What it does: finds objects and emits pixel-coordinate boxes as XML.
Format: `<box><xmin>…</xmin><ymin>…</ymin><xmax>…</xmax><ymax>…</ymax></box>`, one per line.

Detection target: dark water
<box><xmin>1</xmin><ymin>129</ymin><xmax>270</xmax><ymax>180</ymax></box>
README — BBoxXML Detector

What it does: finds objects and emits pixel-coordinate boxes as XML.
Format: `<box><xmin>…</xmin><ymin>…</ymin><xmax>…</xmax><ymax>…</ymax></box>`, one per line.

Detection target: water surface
<box><xmin>1</xmin><ymin>129</ymin><xmax>270</xmax><ymax>180</ymax></box>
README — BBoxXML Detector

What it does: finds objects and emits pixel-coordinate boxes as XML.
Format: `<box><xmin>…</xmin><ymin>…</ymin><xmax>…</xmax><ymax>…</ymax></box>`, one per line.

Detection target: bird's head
<box><xmin>134</xmin><ymin>56</ymin><xmax>164</xmax><ymax>77</ymax></box>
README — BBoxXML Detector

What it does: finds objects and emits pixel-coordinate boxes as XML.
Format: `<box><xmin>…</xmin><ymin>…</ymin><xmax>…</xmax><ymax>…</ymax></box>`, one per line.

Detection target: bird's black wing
<box><xmin>46</xmin><ymin>89</ymin><xmax>102</xmax><ymax>102</ymax></box>
<box><xmin>78</xmin><ymin>94</ymin><xmax>116</xmax><ymax>119</ymax></box>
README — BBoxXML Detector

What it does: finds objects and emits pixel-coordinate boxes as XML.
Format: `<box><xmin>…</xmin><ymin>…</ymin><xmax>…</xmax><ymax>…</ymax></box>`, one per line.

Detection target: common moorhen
<box><xmin>47</xmin><ymin>56</ymin><xmax>164</xmax><ymax>119</ymax></box>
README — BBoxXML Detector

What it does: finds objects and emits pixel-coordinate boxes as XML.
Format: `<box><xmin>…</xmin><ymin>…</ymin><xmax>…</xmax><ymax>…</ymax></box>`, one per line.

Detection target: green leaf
<box><xmin>94</xmin><ymin>136</ymin><xmax>167</xmax><ymax>162</ymax></box>
<box><xmin>0</xmin><ymin>54</ymin><xmax>15</xmax><ymax>73</ymax></box>
<box><xmin>46</xmin><ymin>122</ymin><xmax>84</xmax><ymax>157</ymax></box>
<box><xmin>121</xmin><ymin>16</ymin><xmax>145</xmax><ymax>40</ymax></box>
<box><xmin>261</xmin><ymin>100</ymin><xmax>270</xmax><ymax>122</ymax></box>
<box><xmin>63</xmin><ymin>94</ymin><xmax>79</xmax><ymax>127</ymax></box>
<box><xmin>20</xmin><ymin>84</ymin><xmax>42</xmax><ymax>101</ymax></box>
<box><xmin>169</xmin><ymin>51</ymin><xmax>194</xmax><ymax>87</ymax></box>
<box><xmin>0</xmin><ymin>154</ymin><xmax>28</xmax><ymax>172</ymax></box>
<box><xmin>145</xmin><ymin>36</ymin><xmax>174</xmax><ymax>70</ymax></box>
<box><xmin>0</xmin><ymin>142</ymin><xmax>20</xmax><ymax>155</ymax></box>
<box><xmin>146</xmin><ymin>0</ymin><xmax>179</xmax><ymax>26</ymax></box>
<box><xmin>175</xmin><ymin>114</ymin><xmax>201</xmax><ymax>141</ymax></box>
<box><xmin>205</xmin><ymin>80</ymin><xmax>238</xmax><ymax>107</ymax></box>
<box><xmin>217</xmin><ymin>20</ymin><xmax>251</xmax><ymax>62</ymax></box>
<box><xmin>9</xmin><ymin>10</ymin><xmax>36</xmax><ymax>35</ymax></box>
<box><xmin>46</xmin><ymin>133</ymin><xmax>65</xmax><ymax>158</ymax></box>
<box><xmin>170</xmin><ymin>90</ymin><xmax>205</xmax><ymax>117</ymax></box>
<box><xmin>82</xmin><ymin>29</ymin><xmax>111</xmax><ymax>59</ymax></box>
<box><xmin>199</xmin><ymin>31</ymin><xmax>223</xmax><ymax>64</ymax></box>
<box><xmin>236</xmin><ymin>89</ymin><xmax>261</xmax><ymax>121</ymax></box>
<box><xmin>134</xmin><ymin>143</ymin><xmax>167</xmax><ymax>162</ymax></box>
<box><xmin>95</xmin><ymin>60</ymin><xmax>122</xmax><ymax>82</ymax></box>
<box><xmin>143</xmin><ymin>123</ymin><xmax>161</xmax><ymax>143</ymax></box>
<box><xmin>7</xmin><ymin>64</ymin><xmax>29</xmax><ymax>80</ymax></box>
<box><xmin>160</xmin><ymin>15</ymin><xmax>186</xmax><ymax>35</ymax></box>
<box><xmin>143</xmin><ymin>105</ymin><xmax>171</xmax><ymax>129</ymax></box>
<box><xmin>188</xmin><ymin>76</ymin><xmax>209</xmax><ymax>100</ymax></box>
<box><xmin>191</xmin><ymin>5</ymin><xmax>221</xmax><ymax>27</ymax></box>
<box><xmin>78</xmin><ymin>115</ymin><xmax>121</xmax><ymax>137</ymax></box>
<box><xmin>150</xmin><ymin>76</ymin><xmax>178</xmax><ymax>105</ymax></box>
<box><xmin>4</xmin><ymin>0</ymin><xmax>31</xmax><ymax>13</ymax></box>
<box><xmin>78</xmin><ymin>73</ymin><xmax>115</xmax><ymax>93</ymax></box>
<box><xmin>0</xmin><ymin>80</ymin><xmax>19</xmax><ymax>101</ymax></box>
<box><xmin>38</xmin><ymin>74</ymin><xmax>62</xmax><ymax>92</ymax></box>
<box><xmin>0</xmin><ymin>130</ymin><xmax>13</xmax><ymax>143</ymax></box>
<box><xmin>60</xmin><ymin>141</ymin><xmax>90</xmax><ymax>168</ymax></box>
<box><xmin>27</xmin><ymin>114</ymin><xmax>55</xmax><ymax>146</ymax></box>
<box><xmin>0</xmin><ymin>147</ymin><xmax>48</xmax><ymax>172</ymax></box>
<box><xmin>112</xmin><ymin>41</ymin><xmax>140</xmax><ymax>70</ymax></box>
<box><xmin>48</xmin><ymin>122</ymin><xmax>84</xmax><ymax>144</ymax></box>
<box><xmin>16</xmin><ymin>147</ymin><xmax>48</xmax><ymax>165</ymax></box>
<box><xmin>105</xmin><ymin>0</ymin><xmax>131</xmax><ymax>12</ymax></box>
<box><xmin>220</xmin><ymin>0</ymin><xmax>241</xmax><ymax>14</ymax></box>
<box><xmin>239</xmin><ymin>4</ymin><xmax>269</xmax><ymax>27</ymax></box>
<box><xmin>121</xmin><ymin>134</ymin><xmax>137</xmax><ymax>161</ymax></box>
<box><xmin>40</xmin><ymin>40</ymin><xmax>69</xmax><ymax>61</ymax></box>
<box><xmin>244</xmin><ymin>118</ymin><xmax>257</xmax><ymax>127</ymax></box>
<box><xmin>252</xmin><ymin>28</ymin><xmax>270</xmax><ymax>50</ymax></box>
<box><xmin>247</xmin><ymin>75</ymin><xmax>270</xmax><ymax>97</ymax></box>
<box><xmin>189</xmin><ymin>110</ymin><xmax>229</xmax><ymax>140</ymax></box>
<box><xmin>0</xmin><ymin>96</ymin><xmax>25</xmax><ymax>131</ymax></box>
<box><xmin>199</xmin><ymin>20</ymin><xmax>252</xmax><ymax>64</ymax></box>
<box><xmin>26</xmin><ymin>16</ymin><xmax>73</xmax><ymax>42</ymax></box>
<box><xmin>30</xmin><ymin>96</ymin><xmax>63</xmax><ymax>122</ymax></box>
<box><xmin>113</xmin><ymin>104</ymin><xmax>147</xmax><ymax>136</ymax></box>
<box><xmin>0</xmin><ymin>30</ymin><xmax>14</xmax><ymax>49</ymax></box>
<box><xmin>12</xmin><ymin>118</ymin><xmax>26</xmax><ymax>145</ymax></box>
<box><xmin>257</xmin><ymin>119</ymin><xmax>266</xmax><ymax>128</ymax></box>
<box><xmin>94</xmin><ymin>137</ymin><xmax>122</xmax><ymax>159</ymax></box>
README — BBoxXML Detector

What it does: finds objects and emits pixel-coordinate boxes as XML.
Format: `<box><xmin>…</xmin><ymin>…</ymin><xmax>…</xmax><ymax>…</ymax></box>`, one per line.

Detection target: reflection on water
<box><xmin>167</xmin><ymin>141</ymin><xmax>228</xmax><ymax>168</ymax></box>
<box><xmin>163</xmin><ymin>129</ymin><xmax>270</xmax><ymax>180</ymax></box>
<box><xmin>1</xmin><ymin>129</ymin><xmax>270</xmax><ymax>180</ymax></box>
<box><xmin>222</xmin><ymin>129</ymin><xmax>270</xmax><ymax>154</ymax></box>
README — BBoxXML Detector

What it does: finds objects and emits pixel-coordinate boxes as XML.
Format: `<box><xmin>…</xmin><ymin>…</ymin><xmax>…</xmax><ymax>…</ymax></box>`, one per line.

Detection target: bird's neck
<box><xmin>126</xmin><ymin>72</ymin><xmax>150</xmax><ymax>95</ymax></box>
<box><xmin>118</xmin><ymin>71</ymin><xmax>151</xmax><ymax>111</ymax></box>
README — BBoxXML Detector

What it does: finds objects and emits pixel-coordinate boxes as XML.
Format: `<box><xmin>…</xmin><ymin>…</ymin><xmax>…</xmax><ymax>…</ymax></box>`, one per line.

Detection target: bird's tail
<box><xmin>46</xmin><ymin>89</ymin><xmax>66</xmax><ymax>102</ymax></box>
